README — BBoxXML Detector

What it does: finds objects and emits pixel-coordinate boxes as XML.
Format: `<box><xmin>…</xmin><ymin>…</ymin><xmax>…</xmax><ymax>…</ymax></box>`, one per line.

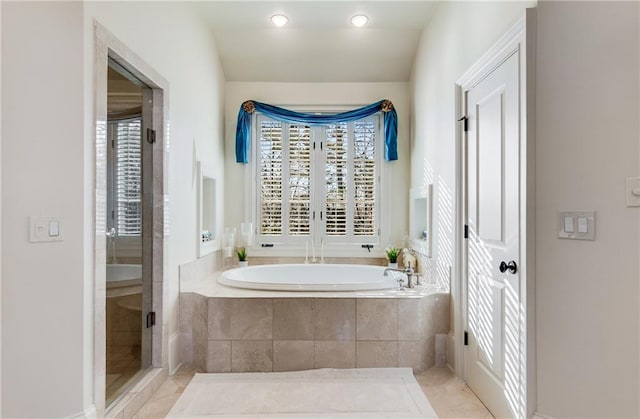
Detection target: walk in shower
<box><xmin>105</xmin><ymin>63</ymin><xmax>152</xmax><ymax>405</ymax></box>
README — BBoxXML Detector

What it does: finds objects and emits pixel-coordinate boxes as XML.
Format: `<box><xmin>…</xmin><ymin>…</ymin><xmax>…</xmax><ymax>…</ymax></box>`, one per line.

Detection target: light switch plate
<box><xmin>563</xmin><ymin>216</ymin><xmax>575</xmax><ymax>233</ymax></box>
<box><xmin>626</xmin><ymin>177</ymin><xmax>640</xmax><ymax>207</ymax></box>
<box><xmin>558</xmin><ymin>211</ymin><xmax>595</xmax><ymax>241</ymax></box>
<box><xmin>29</xmin><ymin>216</ymin><xmax>64</xmax><ymax>242</ymax></box>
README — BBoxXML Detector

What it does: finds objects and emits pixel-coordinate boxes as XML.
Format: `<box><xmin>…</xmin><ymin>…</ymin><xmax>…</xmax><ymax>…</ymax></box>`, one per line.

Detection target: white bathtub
<box><xmin>219</xmin><ymin>264</ymin><xmax>401</xmax><ymax>291</ymax></box>
<box><xmin>106</xmin><ymin>264</ymin><xmax>142</xmax><ymax>283</ymax></box>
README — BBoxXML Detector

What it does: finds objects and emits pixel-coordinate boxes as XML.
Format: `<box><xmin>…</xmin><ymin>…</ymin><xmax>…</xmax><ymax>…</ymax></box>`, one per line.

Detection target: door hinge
<box><xmin>313</xmin><ymin>141</ymin><xmax>316</xmax><ymax>150</ymax></box>
<box><xmin>146</xmin><ymin>128</ymin><xmax>156</xmax><ymax>144</ymax></box>
<box><xmin>464</xmin><ymin>330</ymin><xmax>469</xmax><ymax>346</ymax></box>
<box><xmin>146</xmin><ymin>311</ymin><xmax>156</xmax><ymax>328</ymax></box>
<box><xmin>464</xmin><ymin>224</ymin><xmax>469</xmax><ymax>239</ymax></box>
<box><xmin>458</xmin><ymin>116</ymin><xmax>469</xmax><ymax>132</ymax></box>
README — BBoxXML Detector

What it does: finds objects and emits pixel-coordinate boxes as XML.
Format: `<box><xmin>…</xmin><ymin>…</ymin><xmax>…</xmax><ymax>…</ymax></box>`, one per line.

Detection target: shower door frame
<box><xmin>93</xmin><ymin>22</ymin><xmax>169</xmax><ymax>418</ymax></box>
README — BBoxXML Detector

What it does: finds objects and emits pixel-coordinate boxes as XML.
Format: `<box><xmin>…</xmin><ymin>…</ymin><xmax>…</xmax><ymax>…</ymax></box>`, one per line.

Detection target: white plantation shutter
<box><xmin>352</xmin><ymin>120</ymin><xmax>377</xmax><ymax>236</ymax></box>
<box><xmin>254</xmin><ymin>113</ymin><xmax>382</xmax><ymax>247</ymax></box>
<box><xmin>325</xmin><ymin>123</ymin><xmax>348</xmax><ymax>236</ymax></box>
<box><xmin>115</xmin><ymin>118</ymin><xmax>142</xmax><ymax>236</ymax></box>
<box><xmin>259</xmin><ymin>120</ymin><xmax>283</xmax><ymax>235</ymax></box>
<box><xmin>287</xmin><ymin>124</ymin><xmax>311</xmax><ymax>236</ymax></box>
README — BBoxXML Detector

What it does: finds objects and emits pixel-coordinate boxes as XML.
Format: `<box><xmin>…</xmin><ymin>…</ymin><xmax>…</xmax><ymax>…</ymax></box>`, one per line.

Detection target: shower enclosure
<box><xmin>105</xmin><ymin>63</ymin><xmax>152</xmax><ymax>406</ymax></box>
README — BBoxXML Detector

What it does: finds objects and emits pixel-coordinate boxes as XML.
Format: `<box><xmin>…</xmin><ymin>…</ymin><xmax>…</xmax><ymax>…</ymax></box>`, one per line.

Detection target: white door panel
<box><xmin>466</xmin><ymin>50</ymin><xmax>521</xmax><ymax>418</ymax></box>
<box><xmin>477</xmin><ymin>87</ymin><xmax>505</xmax><ymax>244</ymax></box>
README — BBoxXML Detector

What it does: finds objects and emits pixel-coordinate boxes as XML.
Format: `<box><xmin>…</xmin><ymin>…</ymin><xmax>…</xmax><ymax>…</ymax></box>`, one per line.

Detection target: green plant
<box><xmin>235</xmin><ymin>246</ymin><xmax>247</xmax><ymax>261</ymax></box>
<box><xmin>385</xmin><ymin>246</ymin><xmax>401</xmax><ymax>263</ymax></box>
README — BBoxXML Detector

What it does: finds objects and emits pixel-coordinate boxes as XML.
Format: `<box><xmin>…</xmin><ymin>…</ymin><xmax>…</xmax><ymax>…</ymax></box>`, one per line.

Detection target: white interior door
<box><xmin>465</xmin><ymin>50</ymin><xmax>521</xmax><ymax>418</ymax></box>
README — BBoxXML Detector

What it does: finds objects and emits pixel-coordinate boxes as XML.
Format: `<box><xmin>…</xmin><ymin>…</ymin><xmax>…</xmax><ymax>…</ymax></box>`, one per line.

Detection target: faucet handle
<box><xmin>414</xmin><ymin>272</ymin><xmax>424</xmax><ymax>286</ymax></box>
<box><xmin>404</xmin><ymin>261</ymin><xmax>414</xmax><ymax>275</ymax></box>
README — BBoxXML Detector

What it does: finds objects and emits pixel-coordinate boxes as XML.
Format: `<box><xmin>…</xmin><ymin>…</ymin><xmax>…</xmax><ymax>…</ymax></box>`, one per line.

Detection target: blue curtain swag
<box><xmin>235</xmin><ymin>99</ymin><xmax>398</xmax><ymax>163</ymax></box>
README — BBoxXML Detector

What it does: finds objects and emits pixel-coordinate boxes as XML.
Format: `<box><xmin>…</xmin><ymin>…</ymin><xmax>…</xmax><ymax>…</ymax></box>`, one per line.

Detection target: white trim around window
<box><xmin>244</xmin><ymin>109</ymin><xmax>389</xmax><ymax>258</ymax></box>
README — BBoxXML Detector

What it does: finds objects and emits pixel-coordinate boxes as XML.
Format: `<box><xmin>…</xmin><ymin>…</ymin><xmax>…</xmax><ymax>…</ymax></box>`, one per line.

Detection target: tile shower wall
<box><xmin>181</xmin><ymin>293</ymin><xmax>449</xmax><ymax>374</ymax></box>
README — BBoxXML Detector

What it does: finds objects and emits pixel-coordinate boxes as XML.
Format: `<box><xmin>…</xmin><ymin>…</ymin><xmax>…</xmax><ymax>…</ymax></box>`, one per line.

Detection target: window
<box><xmin>252</xmin><ymin>113</ymin><xmax>385</xmax><ymax>249</ymax></box>
<box><xmin>108</xmin><ymin>118</ymin><xmax>142</xmax><ymax>237</ymax></box>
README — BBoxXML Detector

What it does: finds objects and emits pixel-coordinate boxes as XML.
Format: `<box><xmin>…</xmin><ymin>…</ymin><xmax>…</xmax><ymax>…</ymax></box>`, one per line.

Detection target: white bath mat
<box><xmin>167</xmin><ymin>368</ymin><xmax>438</xmax><ymax>418</ymax></box>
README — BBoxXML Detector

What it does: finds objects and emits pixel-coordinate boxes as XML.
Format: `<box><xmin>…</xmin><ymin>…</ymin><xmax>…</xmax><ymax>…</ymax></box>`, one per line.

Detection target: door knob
<box><xmin>499</xmin><ymin>260</ymin><xmax>517</xmax><ymax>274</ymax></box>
<box><xmin>106</xmin><ymin>227</ymin><xmax>117</xmax><ymax>238</ymax></box>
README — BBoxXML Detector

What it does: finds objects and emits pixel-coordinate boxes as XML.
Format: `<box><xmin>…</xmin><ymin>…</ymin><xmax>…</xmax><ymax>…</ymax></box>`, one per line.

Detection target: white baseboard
<box><xmin>533</xmin><ymin>412</ymin><xmax>554</xmax><ymax>419</ymax></box>
<box><xmin>169</xmin><ymin>330</ymin><xmax>181</xmax><ymax>374</ymax></box>
<box><xmin>68</xmin><ymin>404</ymin><xmax>96</xmax><ymax>419</ymax></box>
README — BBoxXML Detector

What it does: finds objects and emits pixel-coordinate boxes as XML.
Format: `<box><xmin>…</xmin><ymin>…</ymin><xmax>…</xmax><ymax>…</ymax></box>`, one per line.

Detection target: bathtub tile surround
<box><xmin>313</xmin><ymin>341</ymin><xmax>356</xmax><ymax>369</ymax></box>
<box><xmin>206</xmin><ymin>340</ymin><xmax>231</xmax><ymax>373</ymax></box>
<box><xmin>181</xmin><ymin>291</ymin><xmax>449</xmax><ymax>373</ymax></box>
<box><xmin>273</xmin><ymin>299</ymin><xmax>314</xmax><ymax>340</ymax></box>
<box><xmin>208</xmin><ymin>298</ymin><xmax>273</xmax><ymax>340</ymax></box>
<box><xmin>399</xmin><ymin>298</ymin><xmax>423</xmax><ymax>340</ymax></box>
<box><xmin>398</xmin><ymin>340</ymin><xmax>428</xmax><ymax>372</ymax></box>
<box><xmin>435</xmin><ymin>334</ymin><xmax>448</xmax><ymax>367</ymax></box>
<box><xmin>356</xmin><ymin>299</ymin><xmax>398</xmax><ymax>340</ymax></box>
<box><xmin>356</xmin><ymin>341</ymin><xmax>399</xmax><ymax>368</ymax></box>
<box><xmin>191</xmin><ymin>295</ymin><xmax>208</xmax><ymax>370</ymax></box>
<box><xmin>179</xmin><ymin>258</ymin><xmax>451</xmax><ymax>375</ymax></box>
<box><xmin>179</xmin><ymin>250</ymin><xmax>223</xmax><ymax>282</ymax></box>
<box><xmin>230</xmin><ymin>340</ymin><xmax>273</xmax><ymax>372</ymax></box>
<box><xmin>313</xmin><ymin>298</ymin><xmax>356</xmax><ymax>340</ymax></box>
<box><xmin>179</xmin><ymin>251</ymin><xmax>223</xmax><ymax>368</ymax></box>
<box><xmin>273</xmin><ymin>340</ymin><xmax>315</xmax><ymax>372</ymax></box>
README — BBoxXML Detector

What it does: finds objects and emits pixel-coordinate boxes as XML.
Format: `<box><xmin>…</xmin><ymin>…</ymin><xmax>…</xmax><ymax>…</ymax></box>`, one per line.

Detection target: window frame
<box><xmin>245</xmin><ymin>107</ymin><xmax>389</xmax><ymax>257</ymax></box>
<box><xmin>107</xmin><ymin>117</ymin><xmax>143</xmax><ymax>238</ymax></box>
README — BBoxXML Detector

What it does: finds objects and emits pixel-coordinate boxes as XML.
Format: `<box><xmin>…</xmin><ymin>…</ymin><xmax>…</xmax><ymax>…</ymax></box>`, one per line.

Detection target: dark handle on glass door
<box><xmin>499</xmin><ymin>260</ymin><xmax>518</xmax><ymax>274</ymax></box>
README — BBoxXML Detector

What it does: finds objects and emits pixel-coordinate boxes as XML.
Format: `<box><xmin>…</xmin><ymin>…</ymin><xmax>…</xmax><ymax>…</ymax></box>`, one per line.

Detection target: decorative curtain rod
<box><xmin>235</xmin><ymin>99</ymin><xmax>398</xmax><ymax>163</ymax></box>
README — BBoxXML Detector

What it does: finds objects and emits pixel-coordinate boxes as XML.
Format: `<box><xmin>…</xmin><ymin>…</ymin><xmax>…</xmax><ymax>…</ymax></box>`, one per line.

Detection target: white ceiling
<box><xmin>193</xmin><ymin>1</ymin><xmax>440</xmax><ymax>82</ymax></box>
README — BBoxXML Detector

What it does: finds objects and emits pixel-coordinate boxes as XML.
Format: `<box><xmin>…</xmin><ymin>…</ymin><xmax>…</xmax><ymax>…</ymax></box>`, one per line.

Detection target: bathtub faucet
<box><xmin>383</xmin><ymin>263</ymin><xmax>415</xmax><ymax>289</ymax></box>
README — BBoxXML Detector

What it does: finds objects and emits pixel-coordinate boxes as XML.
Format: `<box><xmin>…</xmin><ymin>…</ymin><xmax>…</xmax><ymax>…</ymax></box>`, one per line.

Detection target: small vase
<box><xmin>388</xmin><ymin>262</ymin><xmax>398</xmax><ymax>269</ymax></box>
<box><xmin>239</xmin><ymin>261</ymin><xmax>249</xmax><ymax>268</ymax></box>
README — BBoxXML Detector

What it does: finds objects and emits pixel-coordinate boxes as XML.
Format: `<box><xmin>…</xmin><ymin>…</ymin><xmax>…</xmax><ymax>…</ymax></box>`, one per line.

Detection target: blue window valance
<box><xmin>235</xmin><ymin>99</ymin><xmax>398</xmax><ymax>163</ymax></box>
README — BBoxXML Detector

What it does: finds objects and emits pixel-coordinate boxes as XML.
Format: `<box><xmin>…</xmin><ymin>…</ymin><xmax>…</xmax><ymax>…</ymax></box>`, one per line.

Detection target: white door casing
<box><xmin>466</xmin><ymin>49</ymin><xmax>520</xmax><ymax>418</ymax></box>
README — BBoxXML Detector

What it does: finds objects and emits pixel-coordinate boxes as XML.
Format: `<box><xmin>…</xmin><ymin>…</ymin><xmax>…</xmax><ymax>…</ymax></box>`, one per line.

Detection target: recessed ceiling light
<box><xmin>271</xmin><ymin>14</ymin><xmax>289</xmax><ymax>27</ymax></box>
<box><xmin>350</xmin><ymin>14</ymin><xmax>368</xmax><ymax>28</ymax></box>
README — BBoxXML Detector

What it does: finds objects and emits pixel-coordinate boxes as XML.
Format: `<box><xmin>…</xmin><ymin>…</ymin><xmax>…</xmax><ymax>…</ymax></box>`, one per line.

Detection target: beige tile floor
<box><xmin>132</xmin><ymin>366</ymin><xmax>493</xmax><ymax>419</ymax></box>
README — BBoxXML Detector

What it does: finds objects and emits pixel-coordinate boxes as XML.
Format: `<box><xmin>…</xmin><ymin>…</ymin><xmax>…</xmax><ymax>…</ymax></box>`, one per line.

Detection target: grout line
<box><xmin>270</xmin><ymin>297</ymin><xmax>274</xmax><ymax>372</ymax></box>
<box><xmin>354</xmin><ymin>298</ymin><xmax>359</xmax><ymax>367</ymax></box>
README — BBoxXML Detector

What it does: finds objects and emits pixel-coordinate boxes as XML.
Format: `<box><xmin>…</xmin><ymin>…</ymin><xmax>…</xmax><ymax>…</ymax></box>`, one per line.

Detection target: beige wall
<box><xmin>2</xmin><ymin>1</ymin><xmax>226</xmax><ymax>416</ymax></box>
<box><xmin>224</xmin><ymin>82</ymin><xmax>410</xmax><ymax>255</ymax></box>
<box><xmin>535</xmin><ymin>2</ymin><xmax>639</xmax><ymax>417</ymax></box>
<box><xmin>83</xmin><ymin>1</ymin><xmax>226</xmax><ymax>413</ymax></box>
<box><xmin>412</xmin><ymin>1</ymin><xmax>640</xmax><ymax>417</ymax></box>
<box><xmin>410</xmin><ymin>1</ymin><xmax>534</xmax><ymax>328</ymax></box>
<box><xmin>2</xmin><ymin>2</ymin><xmax>86</xmax><ymax>416</ymax></box>
<box><xmin>84</xmin><ymin>1</ymin><xmax>226</xmax><ymax>355</ymax></box>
